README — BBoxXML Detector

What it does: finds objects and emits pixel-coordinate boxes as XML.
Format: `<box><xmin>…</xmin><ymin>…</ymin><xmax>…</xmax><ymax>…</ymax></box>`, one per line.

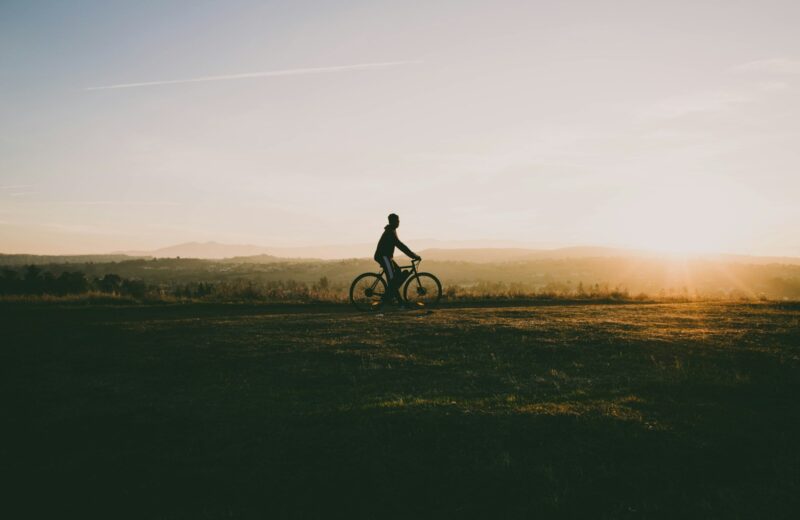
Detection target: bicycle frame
<box><xmin>370</xmin><ymin>258</ymin><xmax>422</xmax><ymax>294</ymax></box>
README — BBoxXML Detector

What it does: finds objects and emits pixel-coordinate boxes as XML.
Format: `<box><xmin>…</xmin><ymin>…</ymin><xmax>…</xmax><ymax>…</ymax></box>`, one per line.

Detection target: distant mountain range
<box><xmin>115</xmin><ymin>242</ymin><xmax>274</xmax><ymax>259</ymax></box>
<box><xmin>3</xmin><ymin>240</ymin><xmax>798</xmax><ymax>266</ymax></box>
<box><xmin>108</xmin><ymin>241</ymin><xmax>800</xmax><ymax>265</ymax></box>
<box><xmin>114</xmin><ymin>240</ymin><xmax>553</xmax><ymax>260</ymax></box>
<box><xmin>112</xmin><ymin>241</ymin><xmax>638</xmax><ymax>261</ymax></box>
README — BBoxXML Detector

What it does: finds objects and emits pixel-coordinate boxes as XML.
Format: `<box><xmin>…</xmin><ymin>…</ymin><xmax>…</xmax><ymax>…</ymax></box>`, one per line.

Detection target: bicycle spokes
<box><xmin>404</xmin><ymin>272</ymin><xmax>442</xmax><ymax>307</ymax></box>
<box><xmin>349</xmin><ymin>273</ymin><xmax>387</xmax><ymax>311</ymax></box>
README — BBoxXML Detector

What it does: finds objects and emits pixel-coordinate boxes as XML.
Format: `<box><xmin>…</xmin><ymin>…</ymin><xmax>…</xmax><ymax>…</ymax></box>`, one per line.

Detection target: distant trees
<box><xmin>98</xmin><ymin>274</ymin><xmax>123</xmax><ymax>293</ymax></box>
<box><xmin>171</xmin><ymin>282</ymin><xmax>213</xmax><ymax>299</ymax></box>
<box><xmin>0</xmin><ymin>267</ymin><xmax>345</xmax><ymax>302</ymax></box>
<box><xmin>0</xmin><ymin>266</ymin><xmax>144</xmax><ymax>297</ymax></box>
<box><xmin>3</xmin><ymin>260</ymin><xmax>798</xmax><ymax>302</ymax></box>
<box><xmin>55</xmin><ymin>271</ymin><xmax>90</xmax><ymax>295</ymax></box>
<box><xmin>120</xmin><ymin>279</ymin><xmax>146</xmax><ymax>298</ymax></box>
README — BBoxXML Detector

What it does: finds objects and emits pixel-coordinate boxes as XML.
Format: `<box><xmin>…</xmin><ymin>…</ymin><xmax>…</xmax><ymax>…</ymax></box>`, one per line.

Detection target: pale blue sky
<box><xmin>2</xmin><ymin>0</ymin><xmax>799</xmax><ymax>255</ymax></box>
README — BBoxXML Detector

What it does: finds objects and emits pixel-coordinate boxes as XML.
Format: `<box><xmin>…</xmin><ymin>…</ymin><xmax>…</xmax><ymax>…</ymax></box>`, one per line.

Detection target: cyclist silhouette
<box><xmin>374</xmin><ymin>213</ymin><xmax>420</xmax><ymax>305</ymax></box>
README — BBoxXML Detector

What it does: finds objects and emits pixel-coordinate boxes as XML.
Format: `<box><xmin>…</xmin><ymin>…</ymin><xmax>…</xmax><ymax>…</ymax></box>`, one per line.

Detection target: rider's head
<box><xmin>388</xmin><ymin>213</ymin><xmax>400</xmax><ymax>228</ymax></box>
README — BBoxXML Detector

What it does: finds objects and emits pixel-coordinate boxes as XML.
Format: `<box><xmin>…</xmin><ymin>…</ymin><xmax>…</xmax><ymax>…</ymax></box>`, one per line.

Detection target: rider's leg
<box><xmin>381</xmin><ymin>256</ymin><xmax>402</xmax><ymax>303</ymax></box>
<box><xmin>390</xmin><ymin>260</ymin><xmax>403</xmax><ymax>302</ymax></box>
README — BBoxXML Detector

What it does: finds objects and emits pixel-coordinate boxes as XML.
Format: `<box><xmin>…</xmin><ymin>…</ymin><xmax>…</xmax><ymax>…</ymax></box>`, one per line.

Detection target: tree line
<box><xmin>0</xmin><ymin>266</ymin><xmax>147</xmax><ymax>297</ymax></box>
<box><xmin>0</xmin><ymin>266</ymin><xmax>331</xmax><ymax>301</ymax></box>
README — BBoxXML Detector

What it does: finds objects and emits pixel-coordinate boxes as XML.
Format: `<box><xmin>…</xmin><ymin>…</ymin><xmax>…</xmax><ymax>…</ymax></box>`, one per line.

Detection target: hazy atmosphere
<box><xmin>2</xmin><ymin>0</ymin><xmax>799</xmax><ymax>256</ymax></box>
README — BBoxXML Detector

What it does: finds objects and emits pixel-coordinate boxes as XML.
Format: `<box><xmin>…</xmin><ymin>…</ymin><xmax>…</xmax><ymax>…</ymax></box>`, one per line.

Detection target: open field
<box><xmin>2</xmin><ymin>301</ymin><xmax>800</xmax><ymax>518</ymax></box>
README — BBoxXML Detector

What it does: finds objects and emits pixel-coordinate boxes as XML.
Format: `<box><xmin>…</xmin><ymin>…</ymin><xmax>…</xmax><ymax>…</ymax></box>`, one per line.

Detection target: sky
<box><xmin>1</xmin><ymin>0</ymin><xmax>799</xmax><ymax>256</ymax></box>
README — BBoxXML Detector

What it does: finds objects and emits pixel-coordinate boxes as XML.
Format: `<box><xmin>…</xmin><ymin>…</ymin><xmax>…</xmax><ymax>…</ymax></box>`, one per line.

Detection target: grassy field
<box><xmin>2</xmin><ymin>301</ymin><xmax>799</xmax><ymax>518</ymax></box>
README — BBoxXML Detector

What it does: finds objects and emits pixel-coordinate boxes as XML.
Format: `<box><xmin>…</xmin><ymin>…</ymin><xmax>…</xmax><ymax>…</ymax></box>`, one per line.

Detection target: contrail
<box><xmin>86</xmin><ymin>60</ymin><xmax>421</xmax><ymax>90</ymax></box>
<box><xmin>60</xmin><ymin>200</ymin><xmax>182</xmax><ymax>206</ymax></box>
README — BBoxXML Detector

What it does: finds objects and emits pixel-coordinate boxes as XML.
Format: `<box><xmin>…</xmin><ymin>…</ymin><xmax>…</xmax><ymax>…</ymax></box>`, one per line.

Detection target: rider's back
<box><xmin>374</xmin><ymin>225</ymin><xmax>397</xmax><ymax>262</ymax></box>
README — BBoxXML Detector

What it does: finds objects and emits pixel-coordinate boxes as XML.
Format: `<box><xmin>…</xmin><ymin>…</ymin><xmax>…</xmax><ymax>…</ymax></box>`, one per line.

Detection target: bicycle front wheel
<box><xmin>350</xmin><ymin>273</ymin><xmax>387</xmax><ymax>311</ymax></box>
<box><xmin>403</xmin><ymin>272</ymin><xmax>442</xmax><ymax>309</ymax></box>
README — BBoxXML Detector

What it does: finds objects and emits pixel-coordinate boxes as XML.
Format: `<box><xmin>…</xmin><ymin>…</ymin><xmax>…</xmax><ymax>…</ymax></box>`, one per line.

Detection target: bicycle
<box><xmin>349</xmin><ymin>258</ymin><xmax>442</xmax><ymax>311</ymax></box>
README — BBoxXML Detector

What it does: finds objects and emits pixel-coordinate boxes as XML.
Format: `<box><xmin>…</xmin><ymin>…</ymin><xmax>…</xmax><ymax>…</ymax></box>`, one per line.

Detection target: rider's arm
<box><xmin>394</xmin><ymin>231</ymin><xmax>419</xmax><ymax>259</ymax></box>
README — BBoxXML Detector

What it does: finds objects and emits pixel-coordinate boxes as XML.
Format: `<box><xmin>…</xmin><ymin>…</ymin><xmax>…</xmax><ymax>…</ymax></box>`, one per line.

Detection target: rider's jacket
<box><xmin>374</xmin><ymin>225</ymin><xmax>416</xmax><ymax>262</ymax></box>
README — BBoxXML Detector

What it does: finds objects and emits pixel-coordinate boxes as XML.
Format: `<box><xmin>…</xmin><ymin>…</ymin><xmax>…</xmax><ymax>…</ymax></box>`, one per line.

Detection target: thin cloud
<box><xmin>642</xmin><ymin>89</ymin><xmax>750</xmax><ymax>119</ymax></box>
<box><xmin>0</xmin><ymin>184</ymin><xmax>36</xmax><ymax>190</ymax></box>
<box><xmin>757</xmin><ymin>81</ymin><xmax>789</xmax><ymax>92</ymax></box>
<box><xmin>85</xmin><ymin>60</ymin><xmax>422</xmax><ymax>90</ymax></box>
<box><xmin>642</xmin><ymin>81</ymin><xmax>789</xmax><ymax>120</ymax></box>
<box><xmin>733</xmin><ymin>58</ymin><xmax>800</xmax><ymax>74</ymax></box>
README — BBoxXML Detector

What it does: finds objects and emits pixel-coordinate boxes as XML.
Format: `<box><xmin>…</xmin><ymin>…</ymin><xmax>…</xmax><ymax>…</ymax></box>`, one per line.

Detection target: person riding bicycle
<box><xmin>374</xmin><ymin>213</ymin><xmax>420</xmax><ymax>305</ymax></box>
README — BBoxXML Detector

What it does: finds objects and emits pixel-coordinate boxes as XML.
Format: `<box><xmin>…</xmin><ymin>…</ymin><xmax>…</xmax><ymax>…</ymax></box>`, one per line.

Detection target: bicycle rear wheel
<box><xmin>403</xmin><ymin>272</ymin><xmax>442</xmax><ymax>308</ymax></box>
<box><xmin>350</xmin><ymin>273</ymin><xmax>387</xmax><ymax>311</ymax></box>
